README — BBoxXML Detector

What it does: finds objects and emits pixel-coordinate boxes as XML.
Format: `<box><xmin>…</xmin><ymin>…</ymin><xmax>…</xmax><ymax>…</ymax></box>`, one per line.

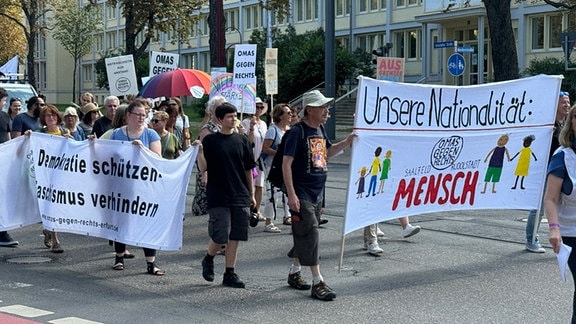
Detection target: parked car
<box><xmin>0</xmin><ymin>82</ymin><xmax>38</xmax><ymax>113</ymax></box>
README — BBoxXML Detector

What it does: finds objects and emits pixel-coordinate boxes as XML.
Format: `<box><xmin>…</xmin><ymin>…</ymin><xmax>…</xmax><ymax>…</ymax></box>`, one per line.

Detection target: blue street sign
<box><xmin>447</xmin><ymin>53</ymin><xmax>465</xmax><ymax>77</ymax></box>
<box><xmin>434</xmin><ymin>41</ymin><xmax>455</xmax><ymax>48</ymax></box>
<box><xmin>457</xmin><ymin>46</ymin><xmax>474</xmax><ymax>53</ymax></box>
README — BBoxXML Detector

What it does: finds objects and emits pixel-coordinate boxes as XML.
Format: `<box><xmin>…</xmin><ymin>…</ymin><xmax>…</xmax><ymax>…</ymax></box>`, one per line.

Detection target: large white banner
<box><xmin>11</xmin><ymin>133</ymin><xmax>197</xmax><ymax>250</ymax></box>
<box><xmin>343</xmin><ymin>75</ymin><xmax>562</xmax><ymax>235</ymax></box>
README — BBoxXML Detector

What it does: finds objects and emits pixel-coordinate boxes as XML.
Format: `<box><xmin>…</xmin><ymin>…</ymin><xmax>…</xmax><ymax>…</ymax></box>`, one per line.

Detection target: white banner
<box><xmin>233</xmin><ymin>44</ymin><xmax>257</xmax><ymax>85</ymax></box>
<box><xmin>343</xmin><ymin>75</ymin><xmax>562</xmax><ymax>235</ymax></box>
<box><xmin>0</xmin><ymin>136</ymin><xmax>40</xmax><ymax>230</ymax></box>
<box><xmin>149</xmin><ymin>51</ymin><xmax>179</xmax><ymax>76</ymax></box>
<box><xmin>105</xmin><ymin>54</ymin><xmax>139</xmax><ymax>97</ymax></box>
<box><xmin>265</xmin><ymin>48</ymin><xmax>278</xmax><ymax>95</ymax></box>
<box><xmin>16</xmin><ymin>133</ymin><xmax>197</xmax><ymax>250</ymax></box>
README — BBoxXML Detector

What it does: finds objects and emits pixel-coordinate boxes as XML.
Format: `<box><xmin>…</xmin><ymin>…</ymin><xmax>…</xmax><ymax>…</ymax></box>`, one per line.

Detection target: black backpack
<box><xmin>267</xmin><ymin>123</ymin><xmax>304</xmax><ymax>190</ymax></box>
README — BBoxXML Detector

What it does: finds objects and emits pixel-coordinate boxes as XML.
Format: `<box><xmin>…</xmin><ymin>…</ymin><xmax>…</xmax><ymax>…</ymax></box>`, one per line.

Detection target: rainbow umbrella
<box><xmin>139</xmin><ymin>68</ymin><xmax>210</xmax><ymax>99</ymax></box>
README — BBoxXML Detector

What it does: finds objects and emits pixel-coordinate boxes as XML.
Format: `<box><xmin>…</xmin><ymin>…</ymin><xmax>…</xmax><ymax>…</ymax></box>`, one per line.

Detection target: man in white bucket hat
<box><xmin>282</xmin><ymin>89</ymin><xmax>355</xmax><ymax>301</ymax></box>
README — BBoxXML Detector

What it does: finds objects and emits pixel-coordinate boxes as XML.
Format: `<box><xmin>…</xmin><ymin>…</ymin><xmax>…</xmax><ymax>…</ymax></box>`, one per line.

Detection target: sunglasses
<box><xmin>560</xmin><ymin>91</ymin><xmax>570</xmax><ymax>97</ymax></box>
<box><xmin>152</xmin><ymin>119</ymin><xmax>164</xmax><ymax>123</ymax></box>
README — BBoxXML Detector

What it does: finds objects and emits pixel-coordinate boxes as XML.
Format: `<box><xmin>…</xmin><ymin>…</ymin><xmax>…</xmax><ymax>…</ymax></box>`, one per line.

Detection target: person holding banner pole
<box><xmin>526</xmin><ymin>91</ymin><xmax>570</xmax><ymax>253</ymax></box>
<box><xmin>544</xmin><ymin>103</ymin><xmax>576</xmax><ymax>323</ymax></box>
<box><xmin>107</xmin><ymin>99</ymin><xmax>165</xmax><ymax>276</ymax></box>
<box><xmin>283</xmin><ymin>90</ymin><xmax>355</xmax><ymax>301</ymax></box>
<box><xmin>197</xmin><ymin>102</ymin><xmax>256</xmax><ymax>289</ymax></box>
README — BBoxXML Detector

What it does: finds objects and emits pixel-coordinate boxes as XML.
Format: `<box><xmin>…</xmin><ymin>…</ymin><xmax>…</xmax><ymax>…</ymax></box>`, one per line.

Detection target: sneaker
<box><xmin>311</xmin><ymin>281</ymin><xmax>336</xmax><ymax>301</ymax></box>
<box><xmin>319</xmin><ymin>218</ymin><xmax>328</xmax><ymax>225</ymax></box>
<box><xmin>222</xmin><ymin>272</ymin><xmax>245</xmax><ymax>288</ymax></box>
<box><xmin>0</xmin><ymin>232</ymin><xmax>19</xmax><ymax>247</ymax></box>
<box><xmin>287</xmin><ymin>271</ymin><xmax>311</xmax><ymax>290</ymax></box>
<box><xmin>42</xmin><ymin>230</ymin><xmax>52</xmax><ymax>248</ymax></box>
<box><xmin>376</xmin><ymin>227</ymin><xmax>385</xmax><ymax>237</ymax></box>
<box><xmin>264</xmin><ymin>223</ymin><xmax>281</xmax><ymax>233</ymax></box>
<box><xmin>249</xmin><ymin>212</ymin><xmax>259</xmax><ymax>227</ymax></box>
<box><xmin>366</xmin><ymin>242</ymin><xmax>384</xmax><ymax>256</ymax></box>
<box><xmin>202</xmin><ymin>259</ymin><xmax>215</xmax><ymax>282</ymax></box>
<box><xmin>526</xmin><ymin>241</ymin><xmax>545</xmax><ymax>253</ymax></box>
<box><xmin>402</xmin><ymin>224</ymin><xmax>421</xmax><ymax>238</ymax></box>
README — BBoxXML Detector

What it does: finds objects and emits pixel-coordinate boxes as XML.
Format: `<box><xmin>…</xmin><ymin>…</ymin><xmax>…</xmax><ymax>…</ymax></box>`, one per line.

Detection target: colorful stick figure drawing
<box><xmin>366</xmin><ymin>147</ymin><xmax>382</xmax><ymax>197</ymax></box>
<box><xmin>481</xmin><ymin>134</ymin><xmax>511</xmax><ymax>194</ymax></box>
<box><xmin>378</xmin><ymin>149</ymin><xmax>392</xmax><ymax>194</ymax></box>
<box><xmin>310</xmin><ymin>138</ymin><xmax>327</xmax><ymax>170</ymax></box>
<box><xmin>510</xmin><ymin>135</ymin><xmax>537</xmax><ymax>190</ymax></box>
<box><xmin>355</xmin><ymin>166</ymin><xmax>368</xmax><ymax>199</ymax></box>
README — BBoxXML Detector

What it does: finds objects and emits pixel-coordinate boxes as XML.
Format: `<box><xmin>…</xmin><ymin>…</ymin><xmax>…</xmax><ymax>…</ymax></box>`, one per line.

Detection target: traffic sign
<box><xmin>447</xmin><ymin>53</ymin><xmax>465</xmax><ymax>77</ymax></box>
<box><xmin>457</xmin><ymin>46</ymin><xmax>474</xmax><ymax>53</ymax></box>
<box><xmin>434</xmin><ymin>41</ymin><xmax>455</xmax><ymax>48</ymax></box>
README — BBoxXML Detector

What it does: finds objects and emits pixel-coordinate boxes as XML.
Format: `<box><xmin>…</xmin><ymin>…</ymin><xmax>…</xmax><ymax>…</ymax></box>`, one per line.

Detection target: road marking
<box><xmin>0</xmin><ymin>312</ymin><xmax>41</xmax><ymax>323</ymax></box>
<box><xmin>49</xmin><ymin>317</ymin><xmax>103</xmax><ymax>324</ymax></box>
<box><xmin>0</xmin><ymin>305</ymin><xmax>53</xmax><ymax>318</ymax></box>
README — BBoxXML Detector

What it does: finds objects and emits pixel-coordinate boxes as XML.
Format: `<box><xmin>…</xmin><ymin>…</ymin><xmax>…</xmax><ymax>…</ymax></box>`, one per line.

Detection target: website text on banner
<box><xmin>28</xmin><ymin>133</ymin><xmax>197</xmax><ymax>250</ymax></box>
<box><xmin>343</xmin><ymin>75</ymin><xmax>562</xmax><ymax>235</ymax></box>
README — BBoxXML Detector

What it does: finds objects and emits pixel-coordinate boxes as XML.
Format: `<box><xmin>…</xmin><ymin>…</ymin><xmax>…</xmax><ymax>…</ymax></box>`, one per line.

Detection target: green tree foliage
<box><xmin>523</xmin><ymin>56</ymin><xmax>576</xmax><ymax>95</ymax></box>
<box><xmin>0</xmin><ymin>0</ymin><xmax>53</xmax><ymax>90</ymax></box>
<box><xmin>98</xmin><ymin>0</ymin><xmax>205</xmax><ymax>63</ymax></box>
<box><xmin>247</xmin><ymin>26</ymin><xmax>368</xmax><ymax>102</ymax></box>
<box><xmin>53</xmin><ymin>0</ymin><xmax>101</xmax><ymax>102</ymax></box>
<box><xmin>0</xmin><ymin>7</ymin><xmax>26</xmax><ymax>64</ymax></box>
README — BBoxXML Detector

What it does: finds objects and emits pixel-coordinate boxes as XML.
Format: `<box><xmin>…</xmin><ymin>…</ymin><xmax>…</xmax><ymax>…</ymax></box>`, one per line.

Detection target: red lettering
<box><xmin>393</xmin><ymin>171</ymin><xmax>479</xmax><ymax>210</ymax></box>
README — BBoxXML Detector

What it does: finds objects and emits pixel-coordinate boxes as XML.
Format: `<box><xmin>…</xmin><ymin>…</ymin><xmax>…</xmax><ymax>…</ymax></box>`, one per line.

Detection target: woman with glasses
<box><xmin>11</xmin><ymin>95</ymin><xmax>43</xmax><ymax>138</ymax></box>
<box><xmin>109</xmin><ymin>99</ymin><xmax>165</xmax><ymax>276</ymax></box>
<box><xmin>28</xmin><ymin>104</ymin><xmax>72</xmax><ymax>253</ymax></box>
<box><xmin>151</xmin><ymin>110</ymin><xmax>181</xmax><ymax>159</ymax></box>
<box><xmin>62</xmin><ymin>107</ymin><xmax>86</xmax><ymax>141</ymax></box>
<box><xmin>262</xmin><ymin>103</ymin><xmax>293</xmax><ymax>230</ymax></box>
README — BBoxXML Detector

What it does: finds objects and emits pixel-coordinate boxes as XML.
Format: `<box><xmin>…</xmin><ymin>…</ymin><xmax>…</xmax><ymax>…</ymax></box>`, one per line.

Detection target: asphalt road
<box><xmin>0</xmin><ymin>162</ymin><xmax>573</xmax><ymax>324</ymax></box>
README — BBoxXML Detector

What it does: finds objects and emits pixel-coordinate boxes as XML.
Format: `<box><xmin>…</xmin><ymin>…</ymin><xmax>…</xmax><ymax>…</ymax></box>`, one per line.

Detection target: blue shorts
<box><xmin>208</xmin><ymin>206</ymin><xmax>250</xmax><ymax>244</ymax></box>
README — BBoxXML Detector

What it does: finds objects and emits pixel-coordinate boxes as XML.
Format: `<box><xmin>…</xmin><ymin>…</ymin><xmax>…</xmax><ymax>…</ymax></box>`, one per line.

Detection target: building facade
<box><xmin>39</xmin><ymin>0</ymin><xmax>572</xmax><ymax>104</ymax></box>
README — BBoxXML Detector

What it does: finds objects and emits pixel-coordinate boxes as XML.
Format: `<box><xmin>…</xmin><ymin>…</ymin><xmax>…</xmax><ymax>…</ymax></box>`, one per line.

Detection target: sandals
<box><xmin>51</xmin><ymin>242</ymin><xmax>63</xmax><ymax>254</ymax></box>
<box><xmin>113</xmin><ymin>256</ymin><xmax>124</xmax><ymax>270</ymax></box>
<box><xmin>283</xmin><ymin>217</ymin><xmax>292</xmax><ymax>225</ymax></box>
<box><xmin>147</xmin><ymin>262</ymin><xmax>165</xmax><ymax>276</ymax></box>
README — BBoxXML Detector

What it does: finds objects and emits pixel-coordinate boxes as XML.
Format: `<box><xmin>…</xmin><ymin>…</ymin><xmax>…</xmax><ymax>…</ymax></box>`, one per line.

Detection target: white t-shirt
<box><xmin>242</xmin><ymin>118</ymin><xmax>267</xmax><ymax>163</ymax></box>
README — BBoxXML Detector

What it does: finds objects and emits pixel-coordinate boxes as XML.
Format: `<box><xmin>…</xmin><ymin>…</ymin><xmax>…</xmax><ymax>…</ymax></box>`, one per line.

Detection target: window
<box><xmin>106</xmin><ymin>32</ymin><xmax>116</xmax><ymax>50</ymax></box>
<box><xmin>393</xmin><ymin>30</ymin><xmax>420</xmax><ymax>59</ymax></box>
<box><xmin>549</xmin><ymin>14</ymin><xmax>563</xmax><ymax>48</ymax></box>
<box><xmin>381</xmin><ymin>0</ymin><xmax>386</xmax><ymax>10</ymax></box>
<box><xmin>370</xmin><ymin>0</ymin><xmax>379</xmax><ymax>11</ymax></box>
<box><xmin>83</xmin><ymin>64</ymin><xmax>93</xmax><ymax>82</ymax></box>
<box><xmin>531</xmin><ymin>16</ymin><xmax>544</xmax><ymax>50</ymax></box>
<box><xmin>245</xmin><ymin>5</ymin><xmax>261</xmax><ymax>29</ymax></box>
<box><xmin>396</xmin><ymin>0</ymin><xmax>406</xmax><ymax>7</ymax></box>
<box><xmin>359</xmin><ymin>0</ymin><xmax>367</xmax><ymax>12</ymax></box>
<box><xmin>94</xmin><ymin>34</ymin><xmax>103</xmax><ymax>52</ymax></box>
<box><xmin>336</xmin><ymin>0</ymin><xmax>351</xmax><ymax>16</ymax></box>
<box><xmin>225</xmin><ymin>9</ymin><xmax>238</xmax><ymax>29</ymax></box>
<box><xmin>295</xmin><ymin>0</ymin><xmax>317</xmax><ymax>22</ymax></box>
<box><xmin>106</xmin><ymin>3</ymin><xmax>116</xmax><ymax>20</ymax></box>
<box><xmin>118</xmin><ymin>30</ymin><xmax>125</xmax><ymax>49</ymax></box>
<box><xmin>408</xmin><ymin>0</ymin><xmax>419</xmax><ymax>5</ymax></box>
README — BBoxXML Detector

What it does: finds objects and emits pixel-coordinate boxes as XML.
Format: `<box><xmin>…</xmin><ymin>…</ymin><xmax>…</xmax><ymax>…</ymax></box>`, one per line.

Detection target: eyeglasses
<box><xmin>38</xmin><ymin>103</ymin><xmax>46</xmax><ymax>107</ymax></box>
<box><xmin>45</xmin><ymin>113</ymin><xmax>57</xmax><ymax>118</ymax></box>
<box><xmin>169</xmin><ymin>103</ymin><xmax>178</xmax><ymax>107</ymax></box>
<box><xmin>560</xmin><ymin>91</ymin><xmax>570</xmax><ymax>97</ymax></box>
<box><xmin>256</xmin><ymin>105</ymin><xmax>264</xmax><ymax>110</ymax></box>
<box><xmin>130</xmin><ymin>112</ymin><xmax>147</xmax><ymax>118</ymax></box>
<box><xmin>152</xmin><ymin>119</ymin><xmax>164</xmax><ymax>124</ymax></box>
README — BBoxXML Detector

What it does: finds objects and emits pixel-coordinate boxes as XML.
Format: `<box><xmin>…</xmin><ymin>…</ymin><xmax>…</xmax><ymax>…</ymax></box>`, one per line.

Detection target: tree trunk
<box><xmin>208</xmin><ymin>0</ymin><xmax>226</xmax><ymax>68</ymax></box>
<box><xmin>27</xmin><ymin>1</ymin><xmax>38</xmax><ymax>91</ymax></box>
<box><xmin>483</xmin><ymin>0</ymin><xmax>519</xmax><ymax>81</ymax></box>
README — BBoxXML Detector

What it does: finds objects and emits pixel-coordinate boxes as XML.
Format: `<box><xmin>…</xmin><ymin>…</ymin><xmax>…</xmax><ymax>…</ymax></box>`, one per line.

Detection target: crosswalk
<box><xmin>0</xmin><ymin>302</ymin><xmax>102</xmax><ymax>324</ymax></box>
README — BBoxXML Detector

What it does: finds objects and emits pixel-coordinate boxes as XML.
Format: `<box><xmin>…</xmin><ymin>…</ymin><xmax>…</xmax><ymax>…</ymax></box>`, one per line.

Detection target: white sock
<box><xmin>312</xmin><ymin>275</ymin><xmax>324</xmax><ymax>285</ymax></box>
<box><xmin>289</xmin><ymin>264</ymin><xmax>301</xmax><ymax>274</ymax></box>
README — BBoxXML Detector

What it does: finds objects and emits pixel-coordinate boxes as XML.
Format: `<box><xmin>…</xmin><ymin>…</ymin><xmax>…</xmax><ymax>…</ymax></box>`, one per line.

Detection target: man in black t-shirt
<box><xmin>197</xmin><ymin>102</ymin><xmax>256</xmax><ymax>288</ymax></box>
<box><xmin>92</xmin><ymin>95</ymin><xmax>118</xmax><ymax>138</ymax></box>
<box><xmin>282</xmin><ymin>90</ymin><xmax>355</xmax><ymax>301</ymax></box>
